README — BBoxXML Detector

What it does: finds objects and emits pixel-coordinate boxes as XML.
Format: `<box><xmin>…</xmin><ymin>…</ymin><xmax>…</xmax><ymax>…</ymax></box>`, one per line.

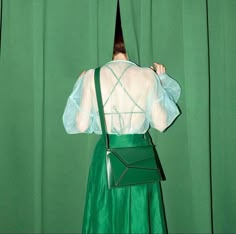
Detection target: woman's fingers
<box><xmin>153</xmin><ymin>63</ymin><xmax>166</xmax><ymax>75</ymax></box>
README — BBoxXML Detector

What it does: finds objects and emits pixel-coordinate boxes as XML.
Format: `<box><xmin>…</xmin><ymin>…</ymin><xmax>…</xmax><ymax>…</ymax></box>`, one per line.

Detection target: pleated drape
<box><xmin>0</xmin><ymin>0</ymin><xmax>236</xmax><ymax>233</ymax></box>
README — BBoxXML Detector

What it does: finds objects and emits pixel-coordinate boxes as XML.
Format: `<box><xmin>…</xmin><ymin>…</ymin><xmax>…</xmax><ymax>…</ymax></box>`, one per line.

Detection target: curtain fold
<box><xmin>0</xmin><ymin>0</ymin><xmax>236</xmax><ymax>233</ymax></box>
<box><xmin>208</xmin><ymin>0</ymin><xmax>236</xmax><ymax>233</ymax></box>
<box><xmin>32</xmin><ymin>0</ymin><xmax>45</xmax><ymax>232</ymax></box>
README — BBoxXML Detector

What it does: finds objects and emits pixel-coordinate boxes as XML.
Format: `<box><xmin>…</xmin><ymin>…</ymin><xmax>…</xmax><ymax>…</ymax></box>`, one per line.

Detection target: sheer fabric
<box><xmin>62</xmin><ymin>60</ymin><xmax>181</xmax><ymax>134</ymax></box>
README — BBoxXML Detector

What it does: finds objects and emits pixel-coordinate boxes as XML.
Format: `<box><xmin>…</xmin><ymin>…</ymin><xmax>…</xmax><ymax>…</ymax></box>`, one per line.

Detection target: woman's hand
<box><xmin>150</xmin><ymin>63</ymin><xmax>166</xmax><ymax>75</ymax></box>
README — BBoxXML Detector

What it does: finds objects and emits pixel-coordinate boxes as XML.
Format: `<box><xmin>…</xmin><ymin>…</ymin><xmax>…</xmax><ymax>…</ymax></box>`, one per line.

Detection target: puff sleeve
<box><xmin>62</xmin><ymin>69</ymin><xmax>95</xmax><ymax>134</ymax></box>
<box><xmin>148</xmin><ymin>72</ymin><xmax>181</xmax><ymax>132</ymax></box>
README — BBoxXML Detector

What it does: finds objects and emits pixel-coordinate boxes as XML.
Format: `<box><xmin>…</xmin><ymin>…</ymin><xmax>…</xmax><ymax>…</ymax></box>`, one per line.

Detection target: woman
<box><xmin>62</xmin><ymin>35</ymin><xmax>181</xmax><ymax>233</ymax></box>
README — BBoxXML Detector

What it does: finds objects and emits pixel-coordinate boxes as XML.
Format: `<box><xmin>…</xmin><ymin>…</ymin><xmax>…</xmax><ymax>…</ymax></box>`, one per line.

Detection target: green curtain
<box><xmin>0</xmin><ymin>0</ymin><xmax>235</xmax><ymax>233</ymax></box>
<box><xmin>120</xmin><ymin>0</ymin><xmax>236</xmax><ymax>233</ymax></box>
<box><xmin>208</xmin><ymin>1</ymin><xmax>236</xmax><ymax>233</ymax></box>
<box><xmin>120</xmin><ymin>0</ymin><xmax>211</xmax><ymax>233</ymax></box>
<box><xmin>0</xmin><ymin>0</ymin><xmax>117</xmax><ymax>233</ymax></box>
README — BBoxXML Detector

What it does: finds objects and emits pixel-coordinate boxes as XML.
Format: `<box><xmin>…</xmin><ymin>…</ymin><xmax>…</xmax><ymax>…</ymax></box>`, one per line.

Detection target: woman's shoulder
<box><xmin>79</xmin><ymin>68</ymin><xmax>95</xmax><ymax>83</ymax></box>
<box><xmin>133</xmin><ymin>66</ymin><xmax>157</xmax><ymax>83</ymax></box>
<box><xmin>72</xmin><ymin>68</ymin><xmax>95</xmax><ymax>91</ymax></box>
<box><xmin>83</xmin><ymin>68</ymin><xmax>95</xmax><ymax>77</ymax></box>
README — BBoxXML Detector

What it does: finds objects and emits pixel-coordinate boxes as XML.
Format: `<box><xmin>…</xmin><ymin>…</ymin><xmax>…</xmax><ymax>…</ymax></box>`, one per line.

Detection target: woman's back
<box><xmin>95</xmin><ymin>60</ymin><xmax>155</xmax><ymax>134</ymax></box>
<box><xmin>63</xmin><ymin>60</ymin><xmax>180</xmax><ymax>135</ymax></box>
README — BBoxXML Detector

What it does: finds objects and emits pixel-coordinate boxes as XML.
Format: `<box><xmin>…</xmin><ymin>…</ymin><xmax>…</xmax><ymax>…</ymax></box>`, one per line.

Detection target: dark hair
<box><xmin>113</xmin><ymin>4</ymin><xmax>126</xmax><ymax>56</ymax></box>
<box><xmin>113</xmin><ymin>33</ymin><xmax>126</xmax><ymax>56</ymax></box>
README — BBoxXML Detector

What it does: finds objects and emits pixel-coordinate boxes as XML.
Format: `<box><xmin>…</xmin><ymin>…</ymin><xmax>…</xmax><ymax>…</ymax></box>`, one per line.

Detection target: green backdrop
<box><xmin>0</xmin><ymin>0</ymin><xmax>235</xmax><ymax>233</ymax></box>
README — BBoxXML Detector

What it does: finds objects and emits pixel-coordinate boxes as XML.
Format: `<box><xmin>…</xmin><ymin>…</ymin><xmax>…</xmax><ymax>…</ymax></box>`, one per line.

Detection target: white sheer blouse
<box><xmin>62</xmin><ymin>60</ymin><xmax>181</xmax><ymax>135</ymax></box>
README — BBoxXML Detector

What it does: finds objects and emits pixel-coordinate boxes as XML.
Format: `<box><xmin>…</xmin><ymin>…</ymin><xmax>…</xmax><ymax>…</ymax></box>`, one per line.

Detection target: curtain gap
<box><xmin>115</xmin><ymin>0</ymin><xmax>122</xmax><ymax>37</ymax></box>
<box><xmin>205</xmin><ymin>0</ymin><xmax>214</xmax><ymax>233</ymax></box>
<box><xmin>113</xmin><ymin>0</ymin><xmax>126</xmax><ymax>57</ymax></box>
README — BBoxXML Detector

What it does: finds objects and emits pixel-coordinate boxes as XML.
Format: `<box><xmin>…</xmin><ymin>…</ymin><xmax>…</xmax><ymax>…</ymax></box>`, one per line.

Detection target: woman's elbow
<box><xmin>151</xmin><ymin>116</ymin><xmax>168</xmax><ymax>132</ymax></box>
<box><xmin>157</xmin><ymin>125</ymin><xmax>167</xmax><ymax>132</ymax></box>
<box><xmin>76</xmin><ymin>114</ymin><xmax>89</xmax><ymax>132</ymax></box>
<box><xmin>76</xmin><ymin>121</ymin><xmax>89</xmax><ymax>132</ymax></box>
<box><xmin>151</xmin><ymin>112</ymin><xmax>168</xmax><ymax>132</ymax></box>
<box><xmin>154</xmin><ymin>122</ymin><xmax>167</xmax><ymax>132</ymax></box>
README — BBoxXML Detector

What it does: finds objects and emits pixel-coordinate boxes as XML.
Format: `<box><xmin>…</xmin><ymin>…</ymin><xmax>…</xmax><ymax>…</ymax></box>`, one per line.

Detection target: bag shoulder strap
<box><xmin>94</xmin><ymin>67</ymin><xmax>109</xmax><ymax>148</ymax></box>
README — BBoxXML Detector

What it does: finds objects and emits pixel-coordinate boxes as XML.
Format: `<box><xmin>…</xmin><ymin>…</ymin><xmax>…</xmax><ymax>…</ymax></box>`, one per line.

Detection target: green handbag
<box><xmin>94</xmin><ymin>67</ymin><xmax>165</xmax><ymax>189</ymax></box>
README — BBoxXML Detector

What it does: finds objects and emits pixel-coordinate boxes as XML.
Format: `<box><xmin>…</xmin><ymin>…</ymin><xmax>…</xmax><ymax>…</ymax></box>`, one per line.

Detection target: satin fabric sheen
<box><xmin>82</xmin><ymin>133</ymin><xmax>167</xmax><ymax>233</ymax></box>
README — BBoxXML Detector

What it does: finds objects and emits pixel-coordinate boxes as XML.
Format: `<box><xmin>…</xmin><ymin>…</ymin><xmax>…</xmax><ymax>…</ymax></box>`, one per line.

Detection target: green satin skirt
<box><xmin>82</xmin><ymin>133</ymin><xmax>167</xmax><ymax>234</ymax></box>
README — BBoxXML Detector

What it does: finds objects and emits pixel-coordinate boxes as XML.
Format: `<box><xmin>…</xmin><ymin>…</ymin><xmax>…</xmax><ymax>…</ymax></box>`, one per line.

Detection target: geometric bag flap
<box><xmin>106</xmin><ymin>145</ymin><xmax>163</xmax><ymax>188</ymax></box>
